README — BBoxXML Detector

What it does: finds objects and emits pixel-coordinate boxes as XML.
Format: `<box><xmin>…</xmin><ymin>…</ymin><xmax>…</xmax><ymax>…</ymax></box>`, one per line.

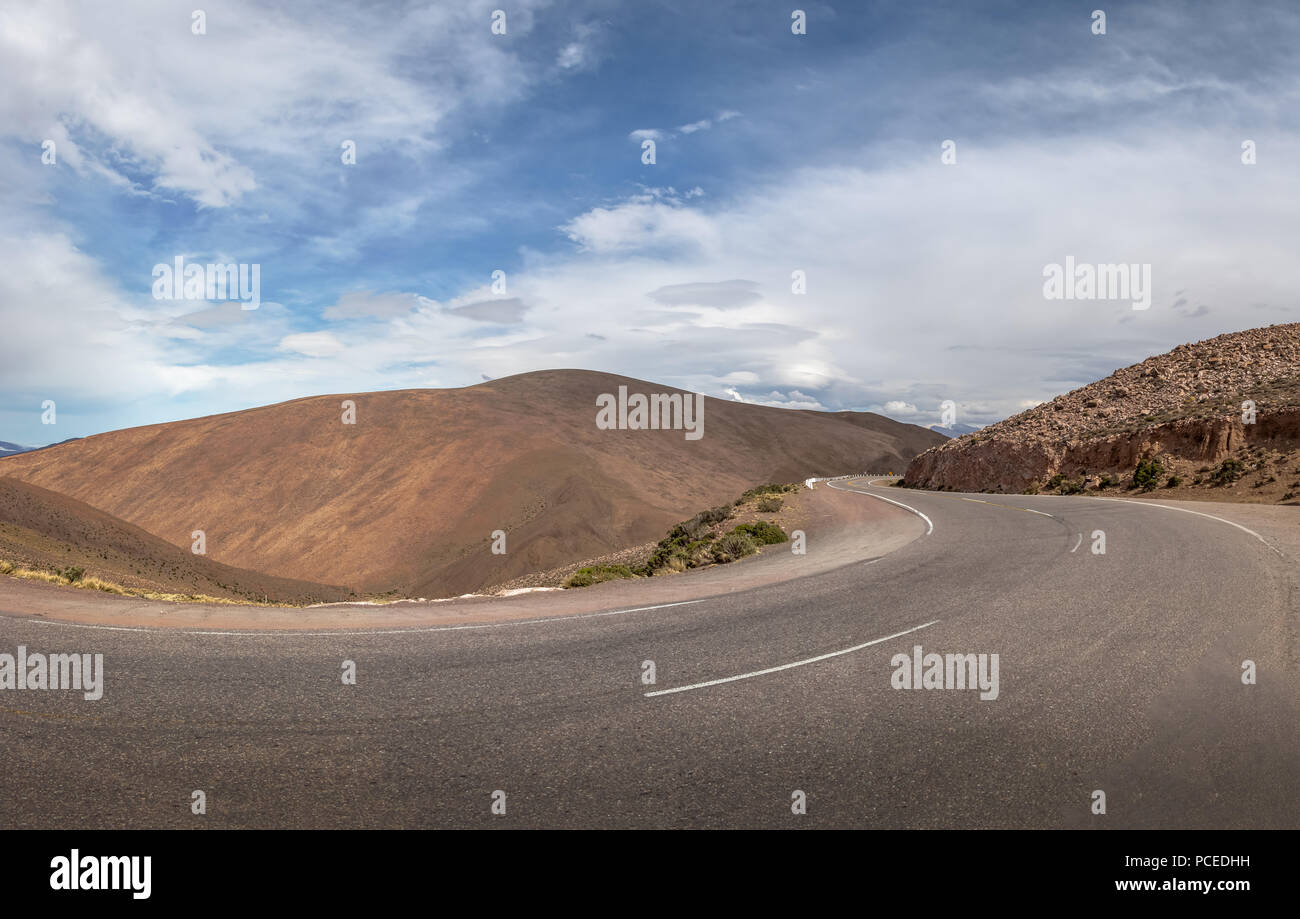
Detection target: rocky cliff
<box><xmin>904</xmin><ymin>324</ymin><xmax>1300</xmax><ymax>501</ymax></box>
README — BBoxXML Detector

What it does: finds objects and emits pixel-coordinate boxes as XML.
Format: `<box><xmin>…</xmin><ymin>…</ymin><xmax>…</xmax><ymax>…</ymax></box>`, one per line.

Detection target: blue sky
<box><xmin>3</xmin><ymin>0</ymin><xmax>1300</xmax><ymax>445</ymax></box>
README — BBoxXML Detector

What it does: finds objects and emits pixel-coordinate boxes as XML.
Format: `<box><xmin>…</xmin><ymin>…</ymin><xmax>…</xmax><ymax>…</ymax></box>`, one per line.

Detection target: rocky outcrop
<box><xmin>904</xmin><ymin>324</ymin><xmax>1300</xmax><ymax>494</ymax></box>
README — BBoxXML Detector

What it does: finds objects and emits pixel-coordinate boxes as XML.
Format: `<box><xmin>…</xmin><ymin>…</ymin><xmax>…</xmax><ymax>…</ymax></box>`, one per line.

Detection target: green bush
<box><xmin>1046</xmin><ymin>472</ymin><xmax>1083</xmax><ymax>494</ymax></box>
<box><xmin>737</xmin><ymin>483</ymin><xmax>799</xmax><ymax>504</ymax></box>
<box><xmin>1165</xmin><ymin>475</ymin><xmax>1182</xmax><ymax>488</ymax></box>
<box><xmin>58</xmin><ymin>566</ymin><xmax>86</xmax><ymax>583</ymax></box>
<box><xmin>564</xmin><ymin>565</ymin><xmax>637</xmax><ymax>588</ymax></box>
<box><xmin>692</xmin><ymin>505</ymin><xmax>734</xmax><ymax>527</ymax></box>
<box><xmin>1210</xmin><ymin>458</ymin><xmax>1245</xmax><ymax>486</ymax></box>
<box><xmin>642</xmin><ymin>504</ymin><xmax>737</xmax><ymax>575</ymax></box>
<box><xmin>1132</xmin><ymin>458</ymin><xmax>1165</xmax><ymax>490</ymax></box>
<box><xmin>641</xmin><ymin>543</ymin><xmax>685</xmax><ymax>575</ymax></box>
<box><xmin>684</xmin><ymin>539</ymin><xmax>714</xmax><ymax>568</ymax></box>
<box><xmin>663</xmin><ymin>505</ymin><xmax>733</xmax><ymax>544</ymax></box>
<box><xmin>729</xmin><ymin>521</ymin><xmax>787</xmax><ymax>545</ymax></box>
<box><xmin>711</xmin><ymin>532</ymin><xmax>758</xmax><ymax>563</ymax></box>
<box><xmin>638</xmin><ymin>485</ymin><xmax>799</xmax><ymax>575</ymax></box>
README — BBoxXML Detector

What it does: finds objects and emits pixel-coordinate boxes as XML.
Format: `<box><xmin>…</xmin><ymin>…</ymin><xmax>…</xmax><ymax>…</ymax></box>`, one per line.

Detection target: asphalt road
<box><xmin>1</xmin><ymin>479</ymin><xmax>1296</xmax><ymax>828</ymax></box>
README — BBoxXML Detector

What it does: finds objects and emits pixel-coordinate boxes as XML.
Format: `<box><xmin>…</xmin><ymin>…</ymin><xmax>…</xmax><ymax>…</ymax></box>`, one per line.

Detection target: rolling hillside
<box><xmin>0</xmin><ymin>477</ymin><xmax>349</xmax><ymax>603</ymax></box>
<box><xmin>1</xmin><ymin>370</ymin><xmax>944</xmax><ymax>597</ymax></box>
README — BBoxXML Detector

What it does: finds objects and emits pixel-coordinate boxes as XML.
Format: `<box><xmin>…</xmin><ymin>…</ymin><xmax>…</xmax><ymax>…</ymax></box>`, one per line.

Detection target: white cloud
<box><xmin>554</xmin><ymin>21</ymin><xmax>605</xmax><ymax>72</ymax></box>
<box><xmin>557</xmin><ymin>43</ymin><xmax>586</xmax><ymax>69</ymax></box>
<box><xmin>562</xmin><ymin>201</ymin><xmax>719</xmax><ymax>254</ymax></box>
<box><xmin>8</xmin><ymin>1</ymin><xmax>1300</xmax><ymax>445</ymax></box>
<box><xmin>746</xmin><ymin>390</ymin><xmax>827</xmax><ymax>410</ymax></box>
<box><xmin>13</xmin><ymin>126</ymin><xmax>1300</xmax><ymax>438</ymax></box>
<box><xmin>647</xmin><ymin>280</ymin><xmax>761</xmax><ymax>309</ymax></box>
<box><xmin>0</xmin><ymin>0</ymin><xmax>547</xmax><ymax>209</ymax></box>
<box><xmin>323</xmin><ymin>291</ymin><xmax>429</xmax><ymax>320</ymax></box>
<box><xmin>278</xmin><ymin>331</ymin><xmax>346</xmax><ymax>357</ymax></box>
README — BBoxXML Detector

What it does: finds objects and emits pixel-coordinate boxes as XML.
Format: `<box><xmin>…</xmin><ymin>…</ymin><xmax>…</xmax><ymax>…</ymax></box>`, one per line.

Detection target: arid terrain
<box><xmin>904</xmin><ymin>323</ymin><xmax>1300</xmax><ymax>502</ymax></box>
<box><xmin>0</xmin><ymin>370</ymin><xmax>943</xmax><ymax>599</ymax></box>
<box><xmin>0</xmin><ymin>477</ymin><xmax>349</xmax><ymax>604</ymax></box>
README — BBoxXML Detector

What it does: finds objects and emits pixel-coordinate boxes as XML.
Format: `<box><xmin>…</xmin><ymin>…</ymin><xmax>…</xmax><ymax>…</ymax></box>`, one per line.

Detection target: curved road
<box><xmin>1</xmin><ymin>478</ymin><xmax>1296</xmax><ymax>828</ymax></box>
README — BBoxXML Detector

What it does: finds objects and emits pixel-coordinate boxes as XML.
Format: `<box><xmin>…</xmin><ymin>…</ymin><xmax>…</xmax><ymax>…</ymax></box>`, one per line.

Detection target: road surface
<box><xmin>1</xmin><ymin>478</ymin><xmax>1296</xmax><ymax>828</ymax></box>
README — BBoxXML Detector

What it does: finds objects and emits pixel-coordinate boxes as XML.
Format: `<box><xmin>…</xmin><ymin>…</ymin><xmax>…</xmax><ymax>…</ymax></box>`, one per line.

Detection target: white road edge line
<box><xmin>0</xmin><ymin>599</ymin><xmax>706</xmax><ymax>637</ymax></box>
<box><xmin>1097</xmin><ymin>497</ymin><xmax>1284</xmax><ymax>557</ymax></box>
<box><xmin>827</xmin><ymin>479</ymin><xmax>935</xmax><ymax>535</ymax></box>
<box><xmin>644</xmin><ymin>618</ymin><xmax>941</xmax><ymax>697</ymax></box>
<box><xmin>961</xmin><ymin>496</ymin><xmax>1054</xmax><ymax>518</ymax></box>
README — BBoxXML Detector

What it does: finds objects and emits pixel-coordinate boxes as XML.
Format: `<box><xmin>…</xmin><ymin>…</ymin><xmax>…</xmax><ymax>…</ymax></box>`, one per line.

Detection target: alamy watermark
<box><xmin>50</xmin><ymin>850</ymin><xmax>150</xmax><ymax>899</ymax></box>
<box><xmin>891</xmin><ymin>644</ymin><xmax>999</xmax><ymax>700</ymax></box>
<box><xmin>596</xmin><ymin>385</ymin><xmax>704</xmax><ymax>440</ymax></box>
<box><xmin>1043</xmin><ymin>256</ymin><xmax>1150</xmax><ymax>310</ymax></box>
<box><xmin>152</xmin><ymin>256</ymin><xmax>260</xmax><ymax>310</ymax></box>
<box><xmin>0</xmin><ymin>646</ymin><xmax>104</xmax><ymax>700</ymax></box>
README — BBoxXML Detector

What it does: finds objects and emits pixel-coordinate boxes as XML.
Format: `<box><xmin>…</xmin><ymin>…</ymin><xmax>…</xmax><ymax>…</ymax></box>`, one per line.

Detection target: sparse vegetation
<box><xmin>563</xmin><ymin>565</ymin><xmax>637</xmax><ymax>588</ymax></box>
<box><xmin>711</xmin><ymin>531</ymin><xmax>758</xmax><ymax>563</ymax></box>
<box><xmin>1045</xmin><ymin>473</ymin><xmax>1084</xmax><ymax>494</ymax></box>
<box><xmin>640</xmin><ymin>504</ymin><xmax>736</xmax><ymax>576</ymax></box>
<box><xmin>736</xmin><ymin>483</ymin><xmax>799</xmax><ymax>505</ymax></box>
<box><xmin>1210</xmin><ymin>457</ymin><xmax>1245</xmax><ymax>486</ymax></box>
<box><xmin>568</xmin><ymin>486</ymin><xmax>797</xmax><ymax>585</ymax></box>
<box><xmin>728</xmin><ymin>521</ymin><xmax>788</xmax><ymax>545</ymax></box>
<box><xmin>1131</xmin><ymin>458</ymin><xmax>1165</xmax><ymax>491</ymax></box>
<box><xmin>0</xmin><ymin>558</ymin><xmax>272</xmax><ymax>605</ymax></box>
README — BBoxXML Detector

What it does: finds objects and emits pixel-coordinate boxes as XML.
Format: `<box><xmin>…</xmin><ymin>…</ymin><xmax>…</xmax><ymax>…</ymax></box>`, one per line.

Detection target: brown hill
<box><xmin>0</xmin><ymin>370</ymin><xmax>944</xmax><ymax>597</ymax></box>
<box><xmin>905</xmin><ymin>323</ymin><xmax>1300</xmax><ymax>499</ymax></box>
<box><xmin>800</xmin><ymin>411</ymin><xmax>937</xmax><ymax>474</ymax></box>
<box><xmin>0</xmin><ymin>477</ymin><xmax>350</xmax><ymax>603</ymax></box>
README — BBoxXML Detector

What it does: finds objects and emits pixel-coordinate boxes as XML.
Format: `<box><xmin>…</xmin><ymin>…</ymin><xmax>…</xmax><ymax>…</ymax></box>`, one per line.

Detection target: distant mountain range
<box><xmin>0</xmin><ymin>438</ymin><xmax>80</xmax><ymax>458</ymax></box>
<box><xmin>927</xmin><ymin>423</ymin><xmax>983</xmax><ymax>438</ymax></box>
